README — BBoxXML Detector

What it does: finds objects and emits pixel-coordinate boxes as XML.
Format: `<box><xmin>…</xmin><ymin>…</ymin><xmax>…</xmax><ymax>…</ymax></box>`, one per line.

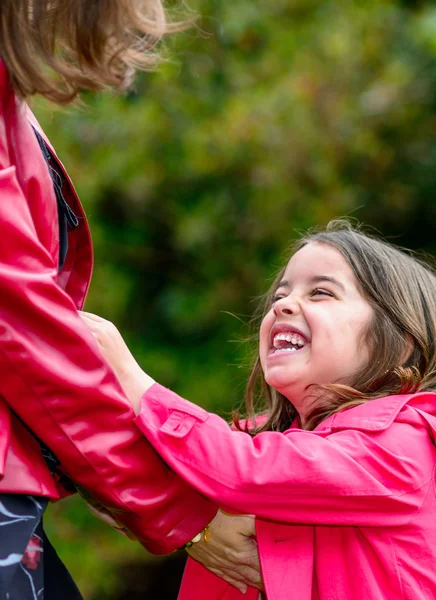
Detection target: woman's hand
<box><xmin>87</xmin><ymin>503</ymin><xmax>264</xmax><ymax>594</ymax></box>
<box><xmin>79</xmin><ymin>311</ymin><xmax>154</xmax><ymax>414</ymax></box>
<box><xmin>187</xmin><ymin>510</ymin><xmax>264</xmax><ymax>594</ymax></box>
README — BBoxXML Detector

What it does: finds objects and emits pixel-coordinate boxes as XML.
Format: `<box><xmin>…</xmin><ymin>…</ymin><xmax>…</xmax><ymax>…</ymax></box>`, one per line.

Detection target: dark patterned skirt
<box><xmin>0</xmin><ymin>493</ymin><xmax>83</xmax><ymax>600</ymax></box>
<box><xmin>0</xmin><ymin>449</ymin><xmax>83</xmax><ymax>600</ymax></box>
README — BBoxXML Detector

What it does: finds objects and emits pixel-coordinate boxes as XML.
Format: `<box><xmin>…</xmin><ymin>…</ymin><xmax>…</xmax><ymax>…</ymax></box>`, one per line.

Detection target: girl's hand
<box><xmin>79</xmin><ymin>311</ymin><xmax>154</xmax><ymax>414</ymax></box>
<box><xmin>85</xmin><ymin>502</ymin><xmax>138</xmax><ymax>541</ymax></box>
<box><xmin>80</xmin><ymin>312</ymin><xmax>264</xmax><ymax>593</ymax></box>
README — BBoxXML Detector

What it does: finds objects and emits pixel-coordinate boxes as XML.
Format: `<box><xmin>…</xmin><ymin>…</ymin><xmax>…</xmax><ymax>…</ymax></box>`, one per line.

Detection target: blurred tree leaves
<box><xmin>33</xmin><ymin>0</ymin><xmax>436</xmax><ymax>596</ymax></box>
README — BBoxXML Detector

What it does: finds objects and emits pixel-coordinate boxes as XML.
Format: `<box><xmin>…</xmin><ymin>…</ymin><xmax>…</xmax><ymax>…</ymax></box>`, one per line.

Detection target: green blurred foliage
<box><xmin>32</xmin><ymin>0</ymin><xmax>436</xmax><ymax>596</ymax></box>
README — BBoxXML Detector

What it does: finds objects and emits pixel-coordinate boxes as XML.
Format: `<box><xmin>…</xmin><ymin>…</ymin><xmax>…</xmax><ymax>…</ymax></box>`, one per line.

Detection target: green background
<box><xmin>33</xmin><ymin>0</ymin><xmax>436</xmax><ymax>596</ymax></box>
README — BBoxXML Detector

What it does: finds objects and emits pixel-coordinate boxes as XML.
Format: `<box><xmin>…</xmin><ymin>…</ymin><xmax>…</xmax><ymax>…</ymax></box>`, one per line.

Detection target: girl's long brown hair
<box><xmin>236</xmin><ymin>220</ymin><xmax>436</xmax><ymax>433</ymax></box>
<box><xmin>0</xmin><ymin>0</ymin><xmax>174</xmax><ymax>103</ymax></box>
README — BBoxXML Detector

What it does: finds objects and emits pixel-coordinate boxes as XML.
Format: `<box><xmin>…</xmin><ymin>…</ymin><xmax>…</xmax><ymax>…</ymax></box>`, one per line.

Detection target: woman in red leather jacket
<box><xmin>0</xmin><ymin>1</ymin><xmax>260</xmax><ymax>598</ymax></box>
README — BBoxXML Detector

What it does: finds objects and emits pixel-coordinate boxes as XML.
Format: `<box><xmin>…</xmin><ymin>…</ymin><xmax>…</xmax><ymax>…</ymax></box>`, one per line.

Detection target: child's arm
<box><xmin>79</xmin><ymin>311</ymin><xmax>435</xmax><ymax>528</ymax></box>
<box><xmin>135</xmin><ymin>382</ymin><xmax>434</xmax><ymax>527</ymax></box>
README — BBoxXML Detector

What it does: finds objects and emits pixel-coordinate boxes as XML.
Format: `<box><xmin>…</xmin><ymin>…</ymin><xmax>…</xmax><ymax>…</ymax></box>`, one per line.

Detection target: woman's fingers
<box><xmin>207</xmin><ymin>568</ymin><xmax>248</xmax><ymax>595</ymax></box>
<box><xmin>230</xmin><ymin>564</ymin><xmax>263</xmax><ymax>589</ymax></box>
<box><xmin>188</xmin><ymin>549</ymin><xmax>259</xmax><ymax>586</ymax></box>
<box><xmin>215</xmin><ymin>564</ymin><xmax>263</xmax><ymax>591</ymax></box>
<box><xmin>187</xmin><ymin>511</ymin><xmax>265</xmax><ymax>593</ymax></box>
<box><xmin>187</xmin><ymin>547</ymin><xmax>263</xmax><ymax>592</ymax></box>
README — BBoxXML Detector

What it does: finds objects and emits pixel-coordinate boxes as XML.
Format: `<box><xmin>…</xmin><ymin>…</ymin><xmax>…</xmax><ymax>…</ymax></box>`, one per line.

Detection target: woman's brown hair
<box><xmin>0</xmin><ymin>0</ymin><xmax>173</xmax><ymax>103</ymax></box>
<box><xmin>237</xmin><ymin>220</ymin><xmax>436</xmax><ymax>434</ymax></box>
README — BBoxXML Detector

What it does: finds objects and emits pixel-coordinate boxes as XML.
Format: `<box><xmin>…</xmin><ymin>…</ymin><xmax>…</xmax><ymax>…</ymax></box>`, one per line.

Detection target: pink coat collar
<box><xmin>317</xmin><ymin>391</ymin><xmax>436</xmax><ymax>432</ymax></box>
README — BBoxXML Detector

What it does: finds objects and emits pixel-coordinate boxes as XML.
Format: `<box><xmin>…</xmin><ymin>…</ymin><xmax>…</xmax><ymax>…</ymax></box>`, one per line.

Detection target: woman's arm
<box><xmin>0</xmin><ymin>73</ymin><xmax>218</xmax><ymax>554</ymax></box>
<box><xmin>0</xmin><ymin>169</ymin><xmax>217</xmax><ymax>552</ymax></box>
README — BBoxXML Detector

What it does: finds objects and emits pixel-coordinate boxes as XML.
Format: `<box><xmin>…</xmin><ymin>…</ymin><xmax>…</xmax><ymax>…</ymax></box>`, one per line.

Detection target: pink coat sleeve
<box><xmin>0</xmin><ymin>72</ymin><xmax>216</xmax><ymax>553</ymax></box>
<box><xmin>135</xmin><ymin>383</ymin><xmax>435</xmax><ymax>527</ymax></box>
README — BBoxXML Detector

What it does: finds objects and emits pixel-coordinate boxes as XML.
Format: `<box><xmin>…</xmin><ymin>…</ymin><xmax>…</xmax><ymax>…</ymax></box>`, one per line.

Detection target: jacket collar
<box><xmin>24</xmin><ymin>105</ymin><xmax>94</xmax><ymax>309</ymax></box>
<box><xmin>316</xmin><ymin>392</ymin><xmax>436</xmax><ymax>433</ymax></box>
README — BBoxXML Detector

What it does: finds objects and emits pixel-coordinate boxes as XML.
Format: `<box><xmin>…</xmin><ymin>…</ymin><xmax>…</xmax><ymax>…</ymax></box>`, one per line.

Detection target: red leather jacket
<box><xmin>0</xmin><ymin>61</ymin><xmax>216</xmax><ymax>554</ymax></box>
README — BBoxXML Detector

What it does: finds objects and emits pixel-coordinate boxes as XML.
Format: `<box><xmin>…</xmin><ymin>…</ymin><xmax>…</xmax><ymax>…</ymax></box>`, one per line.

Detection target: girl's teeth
<box><xmin>273</xmin><ymin>332</ymin><xmax>306</xmax><ymax>348</ymax></box>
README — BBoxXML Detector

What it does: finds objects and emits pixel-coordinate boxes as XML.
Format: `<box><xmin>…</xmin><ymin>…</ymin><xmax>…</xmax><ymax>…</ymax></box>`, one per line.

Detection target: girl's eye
<box><xmin>310</xmin><ymin>288</ymin><xmax>333</xmax><ymax>297</ymax></box>
<box><xmin>271</xmin><ymin>294</ymin><xmax>285</xmax><ymax>304</ymax></box>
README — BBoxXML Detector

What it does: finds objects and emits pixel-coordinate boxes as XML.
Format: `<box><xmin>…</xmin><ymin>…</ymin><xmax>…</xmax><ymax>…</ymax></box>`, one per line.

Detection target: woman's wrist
<box><xmin>179</xmin><ymin>523</ymin><xmax>211</xmax><ymax>551</ymax></box>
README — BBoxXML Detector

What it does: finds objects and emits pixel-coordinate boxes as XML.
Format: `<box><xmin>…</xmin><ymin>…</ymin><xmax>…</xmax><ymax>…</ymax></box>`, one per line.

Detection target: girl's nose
<box><xmin>273</xmin><ymin>295</ymin><xmax>299</xmax><ymax>316</ymax></box>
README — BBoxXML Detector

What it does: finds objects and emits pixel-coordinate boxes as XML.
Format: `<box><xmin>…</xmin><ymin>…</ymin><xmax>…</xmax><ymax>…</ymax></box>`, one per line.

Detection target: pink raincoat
<box><xmin>135</xmin><ymin>384</ymin><xmax>436</xmax><ymax>599</ymax></box>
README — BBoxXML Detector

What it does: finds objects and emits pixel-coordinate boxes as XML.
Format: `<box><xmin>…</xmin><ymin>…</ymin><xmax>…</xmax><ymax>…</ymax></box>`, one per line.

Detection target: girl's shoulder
<box><xmin>319</xmin><ymin>392</ymin><xmax>436</xmax><ymax>437</ymax></box>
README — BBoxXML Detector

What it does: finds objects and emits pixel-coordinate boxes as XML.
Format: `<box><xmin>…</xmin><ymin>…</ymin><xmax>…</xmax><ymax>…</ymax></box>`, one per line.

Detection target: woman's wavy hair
<box><xmin>0</xmin><ymin>0</ymin><xmax>175</xmax><ymax>103</ymax></box>
<box><xmin>236</xmin><ymin>220</ymin><xmax>436</xmax><ymax>433</ymax></box>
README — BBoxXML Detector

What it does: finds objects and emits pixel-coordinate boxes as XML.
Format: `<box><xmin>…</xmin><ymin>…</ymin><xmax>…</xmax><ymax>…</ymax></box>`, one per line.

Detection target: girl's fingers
<box><xmin>86</xmin><ymin>503</ymin><xmax>138</xmax><ymax>541</ymax></box>
<box><xmin>86</xmin><ymin>503</ymin><xmax>122</xmax><ymax>528</ymax></box>
<box><xmin>78</xmin><ymin>316</ymin><xmax>99</xmax><ymax>335</ymax></box>
<box><xmin>79</xmin><ymin>310</ymin><xmax>105</xmax><ymax>322</ymax></box>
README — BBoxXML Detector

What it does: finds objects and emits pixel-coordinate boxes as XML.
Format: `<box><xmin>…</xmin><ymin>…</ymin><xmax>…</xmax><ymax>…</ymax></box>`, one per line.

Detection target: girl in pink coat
<box><xmin>82</xmin><ymin>220</ymin><xmax>436</xmax><ymax>599</ymax></box>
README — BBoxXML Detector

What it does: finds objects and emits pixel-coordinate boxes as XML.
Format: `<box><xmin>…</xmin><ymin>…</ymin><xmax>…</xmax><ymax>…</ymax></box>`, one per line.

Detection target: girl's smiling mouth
<box><xmin>269</xmin><ymin>325</ymin><xmax>309</xmax><ymax>356</ymax></box>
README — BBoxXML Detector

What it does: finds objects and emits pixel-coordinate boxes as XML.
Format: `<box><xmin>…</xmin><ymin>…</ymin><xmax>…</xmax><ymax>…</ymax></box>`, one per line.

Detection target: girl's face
<box><xmin>259</xmin><ymin>242</ymin><xmax>374</xmax><ymax>412</ymax></box>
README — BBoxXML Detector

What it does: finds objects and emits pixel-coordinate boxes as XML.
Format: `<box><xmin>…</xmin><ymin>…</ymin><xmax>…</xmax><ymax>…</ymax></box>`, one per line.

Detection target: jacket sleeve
<box><xmin>134</xmin><ymin>384</ymin><xmax>435</xmax><ymax>527</ymax></box>
<box><xmin>0</xmin><ymin>119</ymin><xmax>216</xmax><ymax>555</ymax></box>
